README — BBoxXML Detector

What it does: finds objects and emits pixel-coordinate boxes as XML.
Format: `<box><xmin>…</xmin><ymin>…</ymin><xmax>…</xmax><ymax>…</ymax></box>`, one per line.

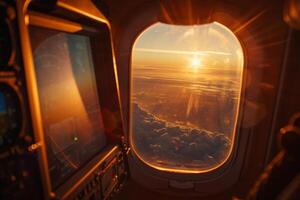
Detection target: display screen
<box><xmin>30</xmin><ymin>27</ymin><xmax>107</xmax><ymax>189</ymax></box>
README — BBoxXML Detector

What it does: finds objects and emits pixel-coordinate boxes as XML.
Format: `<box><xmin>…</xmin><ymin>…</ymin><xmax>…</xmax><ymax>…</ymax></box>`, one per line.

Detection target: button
<box><xmin>22</xmin><ymin>170</ymin><xmax>28</xmax><ymax>177</ymax></box>
<box><xmin>10</xmin><ymin>175</ymin><xmax>16</xmax><ymax>182</ymax></box>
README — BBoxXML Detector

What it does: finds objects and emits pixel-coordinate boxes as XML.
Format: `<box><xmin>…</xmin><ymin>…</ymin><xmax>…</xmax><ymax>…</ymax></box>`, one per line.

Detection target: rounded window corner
<box><xmin>130</xmin><ymin>22</ymin><xmax>244</xmax><ymax>174</ymax></box>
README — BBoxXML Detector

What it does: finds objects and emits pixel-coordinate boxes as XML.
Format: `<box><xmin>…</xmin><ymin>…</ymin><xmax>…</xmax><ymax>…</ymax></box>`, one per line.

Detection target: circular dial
<box><xmin>0</xmin><ymin>84</ymin><xmax>22</xmax><ymax>148</ymax></box>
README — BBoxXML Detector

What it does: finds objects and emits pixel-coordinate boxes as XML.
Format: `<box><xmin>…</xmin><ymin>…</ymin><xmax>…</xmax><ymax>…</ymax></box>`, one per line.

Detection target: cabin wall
<box><xmin>271</xmin><ymin>30</ymin><xmax>300</xmax><ymax>158</ymax></box>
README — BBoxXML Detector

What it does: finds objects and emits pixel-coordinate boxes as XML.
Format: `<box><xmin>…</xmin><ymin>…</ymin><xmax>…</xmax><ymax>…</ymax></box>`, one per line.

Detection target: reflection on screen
<box><xmin>30</xmin><ymin>28</ymin><xmax>106</xmax><ymax>189</ymax></box>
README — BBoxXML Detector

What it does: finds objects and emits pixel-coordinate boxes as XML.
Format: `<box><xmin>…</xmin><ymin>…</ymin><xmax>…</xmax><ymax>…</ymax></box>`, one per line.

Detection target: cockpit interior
<box><xmin>0</xmin><ymin>0</ymin><xmax>300</xmax><ymax>199</ymax></box>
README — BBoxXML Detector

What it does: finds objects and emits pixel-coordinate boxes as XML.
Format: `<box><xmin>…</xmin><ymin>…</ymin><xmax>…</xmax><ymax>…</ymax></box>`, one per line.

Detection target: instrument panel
<box><xmin>0</xmin><ymin>83</ymin><xmax>22</xmax><ymax>150</ymax></box>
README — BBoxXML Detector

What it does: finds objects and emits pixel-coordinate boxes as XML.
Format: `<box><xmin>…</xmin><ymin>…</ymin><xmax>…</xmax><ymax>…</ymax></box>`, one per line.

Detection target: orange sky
<box><xmin>132</xmin><ymin>22</ymin><xmax>243</xmax><ymax>72</ymax></box>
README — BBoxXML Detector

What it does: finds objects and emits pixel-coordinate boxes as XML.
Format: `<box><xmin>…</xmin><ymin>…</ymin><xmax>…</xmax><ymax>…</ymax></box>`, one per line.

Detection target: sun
<box><xmin>190</xmin><ymin>56</ymin><xmax>202</xmax><ymax>70</ymax></box>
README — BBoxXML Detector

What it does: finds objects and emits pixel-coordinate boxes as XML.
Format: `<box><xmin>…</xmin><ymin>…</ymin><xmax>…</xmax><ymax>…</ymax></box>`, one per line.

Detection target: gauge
<box><xmin>0</xmin><ymin>84</ymin><xmax>22</xmax><ymax>148</ymax></box>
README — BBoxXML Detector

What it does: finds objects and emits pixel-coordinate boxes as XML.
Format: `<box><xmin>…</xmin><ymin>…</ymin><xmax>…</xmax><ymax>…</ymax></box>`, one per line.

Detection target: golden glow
<box><xmin>31</xmin><ymin>31</ymin><xmax>107</xmax><ymax>191</ymax></box>
<box><xmin>131</xmin><ymin>22</ymin><xmax>244</xmax><ymax>173</ymax></box>
<box><xmin>190</xmin><ymin>55</ymin><xmax>202</xmax><ymax>70</ymax></box>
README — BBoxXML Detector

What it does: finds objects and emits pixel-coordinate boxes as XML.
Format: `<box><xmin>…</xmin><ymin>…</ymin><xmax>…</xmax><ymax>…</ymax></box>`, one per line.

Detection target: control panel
<box><xmin>58</xmin><ymin>146</ymin><xmax>128</xmax><ymax>200</ymax></box>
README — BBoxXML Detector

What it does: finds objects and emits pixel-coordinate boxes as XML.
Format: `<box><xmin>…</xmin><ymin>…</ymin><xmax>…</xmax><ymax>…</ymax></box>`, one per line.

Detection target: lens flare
<box><xmin>190</xmin><ymin>56</ymin><xmax>201</xmax><ymax>70</ymax></box>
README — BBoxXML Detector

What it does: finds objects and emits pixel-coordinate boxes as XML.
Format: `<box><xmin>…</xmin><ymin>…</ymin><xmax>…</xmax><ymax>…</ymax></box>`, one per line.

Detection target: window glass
<box><xmin>131</xmin><ymin>22</ymin><xmax>244</xmax><ymax>172</ymax></box>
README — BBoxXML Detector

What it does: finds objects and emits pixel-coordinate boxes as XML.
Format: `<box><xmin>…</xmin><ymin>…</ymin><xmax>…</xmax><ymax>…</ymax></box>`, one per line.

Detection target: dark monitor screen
<box><xmin>29</xmin><ymin>26</ymin><xmax>107</xmax><ymax>189</ymax></box>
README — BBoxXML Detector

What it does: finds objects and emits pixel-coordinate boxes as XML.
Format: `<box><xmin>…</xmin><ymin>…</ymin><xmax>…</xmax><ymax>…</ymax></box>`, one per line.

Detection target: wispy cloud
<box><xmin>135</xmin><ymin>48</ymin><xmax>231</xmax><ymax>56</ymax></box>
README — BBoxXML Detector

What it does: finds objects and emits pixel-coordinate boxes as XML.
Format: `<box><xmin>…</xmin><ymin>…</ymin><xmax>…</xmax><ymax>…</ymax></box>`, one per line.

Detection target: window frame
<box><xmin>114</xmin><ymin>1</ymin><xmax>275</xmax><ymax>196</ymax></box>
<box><xmin>125</xmin><ymin>21</ymin><xmax>249</xmax><ymax>194</ymax></box>
<box><xmin>129</xmin><ymin>21</ymin><xmax>245</xmax><ymax>174</ymax></box>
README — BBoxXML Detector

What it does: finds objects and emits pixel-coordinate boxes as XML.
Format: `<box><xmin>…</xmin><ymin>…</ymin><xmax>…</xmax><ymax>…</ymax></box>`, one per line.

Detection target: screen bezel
<box><xmin>17</xmin><ymin>1</ymin><xmax>124</xmax><ymax>199</ymax></box>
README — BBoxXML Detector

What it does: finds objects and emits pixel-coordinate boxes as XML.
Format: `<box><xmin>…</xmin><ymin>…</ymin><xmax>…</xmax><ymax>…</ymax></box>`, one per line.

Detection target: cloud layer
<box><xmin>132</xmin><ymin>103</ymin><xmax>231</xmax><ymax>170</ymax></box>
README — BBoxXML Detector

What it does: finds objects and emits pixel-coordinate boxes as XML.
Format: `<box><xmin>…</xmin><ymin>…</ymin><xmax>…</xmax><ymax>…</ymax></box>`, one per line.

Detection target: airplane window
<box><xmin>131</xmin><ymin>22</ymin><xmax>244</xmax><ymax>173</ymax></box>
